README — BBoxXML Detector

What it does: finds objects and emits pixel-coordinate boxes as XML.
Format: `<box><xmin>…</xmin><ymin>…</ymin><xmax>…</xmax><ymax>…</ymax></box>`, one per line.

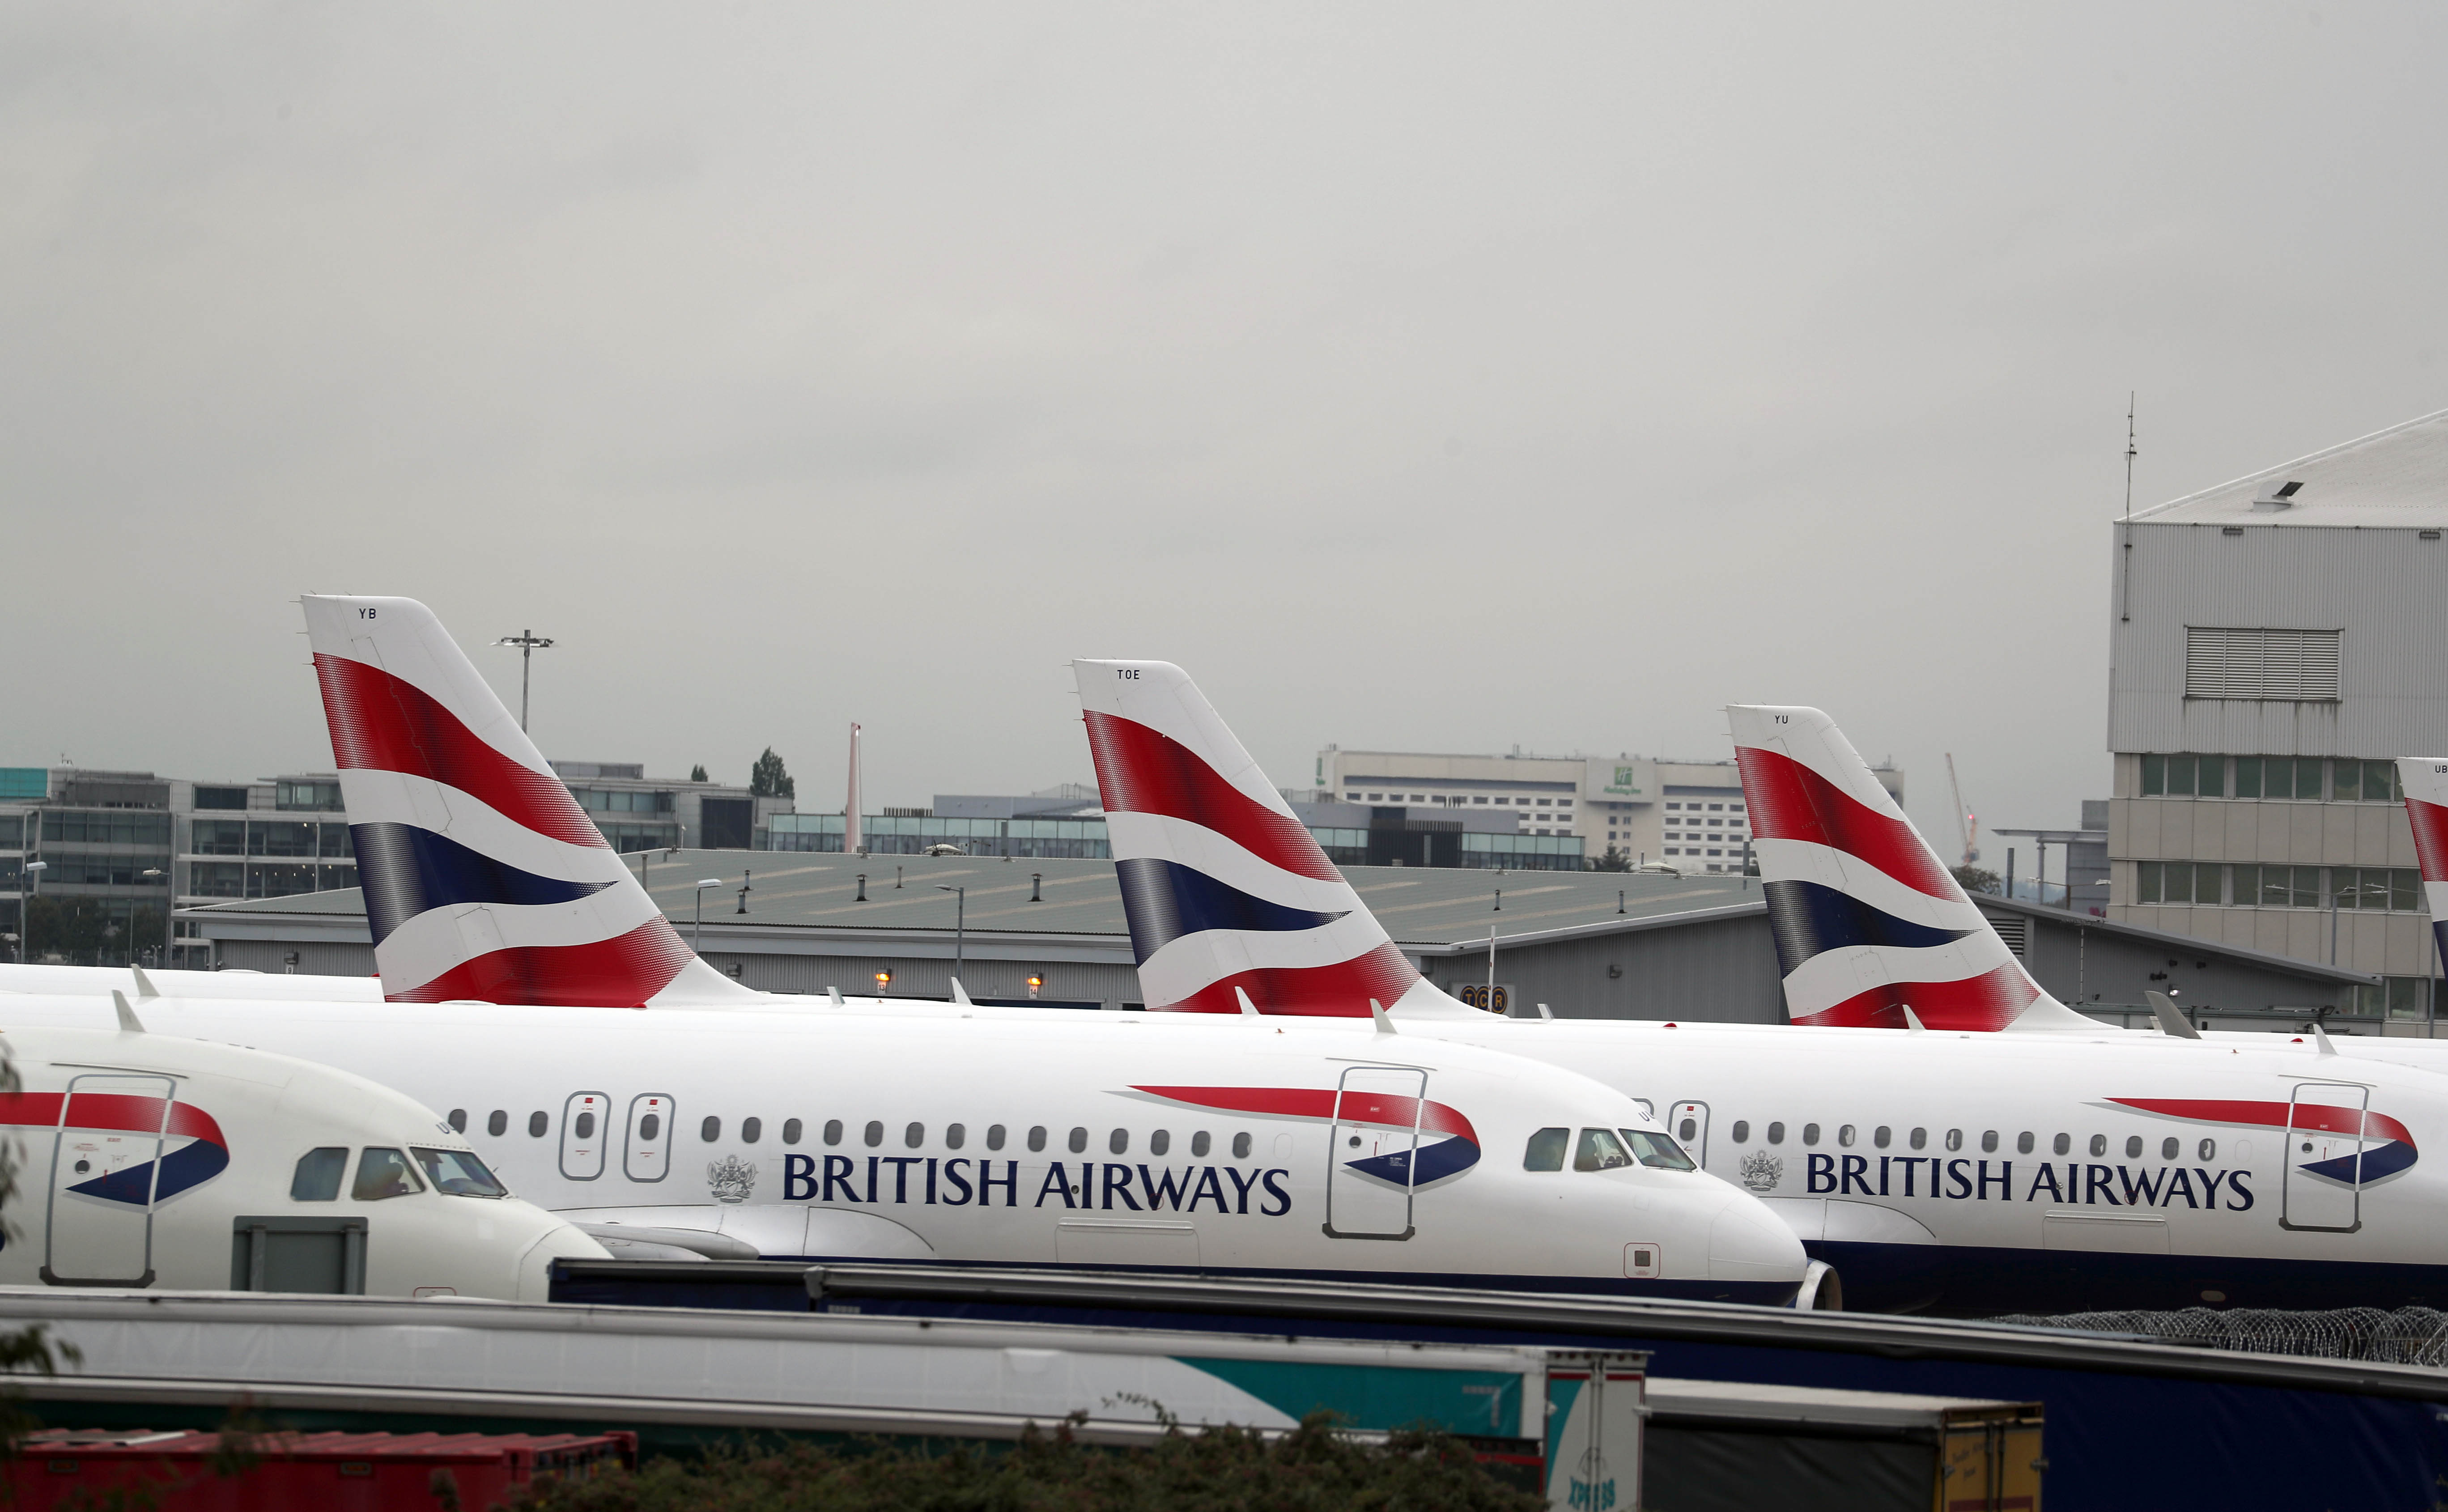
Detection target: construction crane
<box><xmin>1945</xmin><ymin>753</ymin><xmax>1980</xmax><ymax>867</ymax></box>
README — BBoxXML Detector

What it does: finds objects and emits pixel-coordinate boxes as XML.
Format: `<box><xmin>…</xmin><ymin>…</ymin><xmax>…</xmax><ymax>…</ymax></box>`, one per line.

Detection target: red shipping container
<box><xmin>7</xmin><ymin>1427</ymin><xmax>636</xmax><ymax>1511</ymax></box>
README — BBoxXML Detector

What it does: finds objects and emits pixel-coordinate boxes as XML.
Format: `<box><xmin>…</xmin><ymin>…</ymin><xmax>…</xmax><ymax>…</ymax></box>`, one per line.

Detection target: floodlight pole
<box><xmin>937</xmin><ymin>885</ymin><xmax>965</xmax><ymax>981</ymax></box>
<box><xmin>492</xmin><ymin>629</ymin><xmax>556</xmax><ymax>732</ymax></box>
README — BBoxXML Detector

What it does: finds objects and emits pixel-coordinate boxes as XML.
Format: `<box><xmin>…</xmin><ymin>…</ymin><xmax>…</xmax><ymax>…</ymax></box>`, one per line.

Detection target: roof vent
<box><xmin>2250</xmin><ymin>480</ymin><xmax>2305</xmax><ymax>512</ymax></box>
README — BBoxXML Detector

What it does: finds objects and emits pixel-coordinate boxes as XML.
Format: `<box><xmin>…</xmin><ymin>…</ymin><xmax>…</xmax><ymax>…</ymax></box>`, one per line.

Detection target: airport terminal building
<box><xmin>2108</xmin><ymin>409</ymin><xmax>2448</xmax><ymax>1023</ymax></box>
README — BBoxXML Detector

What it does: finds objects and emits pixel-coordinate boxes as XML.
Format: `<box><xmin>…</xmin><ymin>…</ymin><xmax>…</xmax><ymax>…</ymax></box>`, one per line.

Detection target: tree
<box><xmin>688</xmin><ymin>764</ymin><xmax>708</xmax><ymax>783</ymax></box>
<box><xmin>748</xmin><ymin>748</ymin><xmax>795</xmax><ymax>799</ymax></box>
<box><xmin>1589</xmin><ymin>845</ymin><xmax>1633</xmax><ymax>872</ymax></box>
<box><xmin>1952</xmin><ymin>864</ymin><xmax>2001</xmax><ymax>895</ymax></box>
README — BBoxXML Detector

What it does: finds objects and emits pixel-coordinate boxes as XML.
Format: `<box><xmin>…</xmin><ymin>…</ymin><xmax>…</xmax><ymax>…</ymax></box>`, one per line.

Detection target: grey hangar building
<box><xmin>183</xmin><ymin>849</ymin><xmax>2382</xmax><ymax>1032</ymax></box>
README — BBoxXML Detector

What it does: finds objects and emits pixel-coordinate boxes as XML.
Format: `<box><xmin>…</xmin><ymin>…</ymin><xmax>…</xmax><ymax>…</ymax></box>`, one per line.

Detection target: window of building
<box><xmin>193</xmin><ymin>786</ymin><xmax>250</xmax><ymax>811</ymax></box>
<box><xmin>1472</xmin><ymin>796</ymin><xmax>1488</xmax><ymax>804</ymax></box>
<box><xmin>275</xmin><ymin>780</ymin><xmax>343</xmax><ymax>811</ymax></box>
<box><xmin>1536</xmin><ymin>799</ymin><xmax>1551</xmax><ymax>807</ymax></box>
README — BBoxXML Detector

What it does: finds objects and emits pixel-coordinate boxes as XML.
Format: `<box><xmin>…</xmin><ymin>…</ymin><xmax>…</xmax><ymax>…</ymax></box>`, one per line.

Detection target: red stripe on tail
<box><xmin>1791</xmin><ymin>961</ymin><xmax>2038</xmax><ymax>1031</ymax></box>
<box><xmin>1083</xmin><ymin>711</ymin><xmax>1341</xmax><ymax>882</ymax></box>
<box><xmin>314</xmin><ymin>653</ymin><xmax>605</xmax><ymax>849</ymax></box>
<box><xmin>2407</xmin><ymin>798</ymin><xmax>2448</xmax><ymax>884</ymax></box>
<box><xmin>1149</xmin><ymin>941</ymin><xmax>1422</xmax><ymax>1016</ymax></box>
<box><xmin>1738</xmin><ymin>745</ymin><xmax>1958</xmax><ymax>900</ymax></box>
<box><xmin>387</xmin><ymin>917</ymin><xmax>694</xmax><ymax>1007</ymax></box>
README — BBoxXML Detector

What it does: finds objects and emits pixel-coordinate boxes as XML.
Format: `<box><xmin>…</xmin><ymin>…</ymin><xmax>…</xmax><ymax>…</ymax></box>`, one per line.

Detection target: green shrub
<box><xmin>506</xmin><ymin>1412</ymin><xmax>1543</xmax><ymax>1512</ymax></box>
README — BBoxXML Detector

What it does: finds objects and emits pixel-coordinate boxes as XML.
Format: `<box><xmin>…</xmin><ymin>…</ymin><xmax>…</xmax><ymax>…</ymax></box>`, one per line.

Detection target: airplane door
<box><xmin>560</xmin><ymin>1092</ymin><xmax>609</xmax><ymax>1181</ymax></box>
<box><xmin>2282</xmin><ymin>1081</ymin><xmax>2368</xmax><ymax>1233</ymax></box>
<box><xmin>624</xmin><ymin>1094</ymin><xmax>674</xmax><ymax>1182</ymax></box>
<box><xmin>44</xmin><ymin>1074</ymin><xmax>175</xmax><ymax>1287</ymax></box>
<box><xmin>1669</xmin><ymin>1102</ymin><xmax>1711</xmax><ymax>1168</ymax></box>
<box><xmin>1324</xmin><ymin>1066</ymin><xmax>1426</xmax><ymax>1241</ymax></box>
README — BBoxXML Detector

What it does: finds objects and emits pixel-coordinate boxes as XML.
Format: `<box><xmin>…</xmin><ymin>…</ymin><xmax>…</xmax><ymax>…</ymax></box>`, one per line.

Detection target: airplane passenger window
<box><xmin>905</xmin><ymin>1123</ymin><xmax>924</xmax><ymax>1148</ymax></box>
<box><xmin>528</xmin><ymin>1112</ymin><xmax>548</xmax><ymax>1138</ymax></box>
<box><xmin>2125</xmin><ymin>1136</ymin><xmax>2143</xmax><ymax>1159</ymax></box>
<box><xmin>2198</xmin><ymin>1138</ymin><xmax>2216</xmax><ymax>1160</ymax></box>
<box><xmin>1765</xmin><ymin>1122</ymin><xmax>1785</xmax><ymax>1145</ymax></box>
<box><xmin>1730</xmin><ymin>1121</ymin><xmax>1750</xmax><ymax>1143</ymax></box>
<box><xmin>291</xmin><ymin>1147</ymin><xmax>347</xmax><ymax>1202</ymax></box>
<box><xmin>1981</xmin><ymin>1131</ymin><xmax>1998</xmax><ymax>1154</ymax></box>
<box><xmin>1150</xmin><ymin>1130</ymin><xmax>1170</xmax><ymax>1156</ymax></box>
<box><xmin>1068</xmin><ymin>1127</ymin><xmax>1088</xmax><ymax>1154</ymax></box>
<box><xmin>946</xmin><ymin>1124</ymin><xmax>966</xmax><ymax>1150</ymax></box>
<box><xmin>1191</xmin><ymin>1131</ymin><xmax>1210</xmax><ymax>1157</ymax></box>
<box><xmin>353</xmin><ymin>1147</ymin><xmax>425</xmax><ymax>1201</ymax></box>
<box><xmin>448</xmin><ymin>1109</ymin><xmax>467</xmax><ymax>1133</ymax></box>
<box><xmin>1873</xmin><ymin>1126</ymin><xmax>1891</xmax><ymax>1149</ymax></box>
<box><xmin>1909</xmin><ymin>1128</ymin><xmax>1927</xmax><ymax>1150</ymax></box>
<box><xmin>487</xmin><ymin>1111</ymin><xmax>507</xmax><ymax>1138</ymax></box>
<box><xmin>1622</xmin><ymin>1130</ymin><xmax>1696</xmax><ymax>1172</ymax></box>
<box><xmin>1573</xmin><ymin>1128</ymin><xmax>1637</xmax><ymax>1172</ymax></box>
<box><xmin>412</xmin><ymin>1147</ymin><xmax>508</xmax><ymax>1198</ymax></box>
<box><xmin>824</xmin><ymin>1120</ymin><xmax>844</xmax><ymax>1146</ymax></box>
<box><xmin>2017</xmin><ymin>1132</ymin><xmax>2034</xmax><ymax>1154</ymax></box>
<box><xmin>575</xmin><ymin>1112</ymin><xmax>597</xmax><ymax>1140</ymax></box>
<box><xmin>1028</xmin><ymin>1126</ymin><xmax>1047</xmax><ymax>1152</ymax></box>
<box><xmin>1837</xmin><ymin>1126</ymin><xmax>1856</xmax><ymax>1147</ymax></box>
<box><xmin>702</xmin><ymin>1117</ymin><xmax>722</xmax><ymax>1142</ymax></box>
<box><xmin>2161</xmin><ymin>1138</ymin><xmax>2179</xmax><ymax>1160</ymax></box>
<box><xmin>783</xmin><ymin>1119</ymin><xmax>803</xmax><ymax>1145</ymax></box>
<box><xmin>2053</xmin><ymin>1133</ymin><xmax>2070</xmax><ymax>1155</ymax></box>
<box><xmin>1801</xmin><ymin>1124</ymin><xmax>1820</xmax><ymax>1147</ymax></box>
<box><xmin>1232</xmin><ymin>1132</ymin><xmax>1252</xmax><ymax>1159</ymax></box>
<box><xmin>638</xmin><ymin>1114</ymin><xmax>662</xmax><ymax>1141</ymax></box>
<box><xmin>1944</xmin><ymin>1129</ymin><xmax>1962</xmax><ymax>1152</ymax></box>
<box><xmin>1109</xmin><ymin>1129</ymin><xmax>1129</xmax><ymax>1155</ymax></box>
<box><xmin>986</xmin><ymin>1124</ymin><xmax>1007</xmax><ymax>1150</ymax></box>
<box><xmin>864</xmin><ymin>1121</ymin><xmax>884</xmax><ymax>1147</ymax></box>
<box><xmin>742</xmin><ymin>1118</ymin><xmax>762</xmax><ymax>1144</ymax></box>
<box><xmin>2089</xmin><ymin>1134</ymin><xmax>2107</xmax><ymax>1157</ymax></box>
<box><xmin>1524</xmin><ymin>1128</ymin><xmax>1569</xmax><ymax>1171</ymax></box>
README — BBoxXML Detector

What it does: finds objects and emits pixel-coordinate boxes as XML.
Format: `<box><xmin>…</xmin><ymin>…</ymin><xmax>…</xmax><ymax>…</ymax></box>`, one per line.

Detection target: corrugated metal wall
<box><xmin>2109</xmin><ymin>522</ymin><xmax>2448</xmax><ymax>756</ymax></box>
<box><xmin>1422</xmin><ymin>913</ymin><xmax>1786</xmax><ymax>1023</ymax></box>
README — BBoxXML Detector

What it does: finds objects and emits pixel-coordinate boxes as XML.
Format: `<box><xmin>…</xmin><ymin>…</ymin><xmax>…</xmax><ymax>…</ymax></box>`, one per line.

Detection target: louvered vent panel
<box><xmin>1983</xmin><ymin>913</ymin><xmax>2028</xmax><ymax>958</ymax></box>
<box><xmin>2184</xmin><ymin>628</ymin><xmax>2342</xmax><ymax>701</ymax></box>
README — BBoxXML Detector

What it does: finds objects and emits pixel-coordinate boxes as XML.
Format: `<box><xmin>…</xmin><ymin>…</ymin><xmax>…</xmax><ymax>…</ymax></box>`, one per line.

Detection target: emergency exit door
<box><xmin>1324</xmin><ymin>1065</ymin><xmax>1427</xmax><ymax>1240</ymax></box>
<box><xmin>1668</xmin><ymin>1101</ymin><xmax>1711</xmax><ymax>1168</ymax></box>
<box><xmin>2282</xmin><ymin>1081</ymin><xmax>2368</xmax><ymax>1233</ymax></box>
<box><xmin>44</xmin><ymin>1074</ymin><xmax>175</xmax><ymax>1287</ymax></box>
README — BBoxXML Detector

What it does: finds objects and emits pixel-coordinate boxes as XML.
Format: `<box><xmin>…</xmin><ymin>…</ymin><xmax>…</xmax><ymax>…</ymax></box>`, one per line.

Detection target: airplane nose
<box><xmin>1708</xmin><ymin>1195</ymin><xmax>1809</xmax><ymax>1282</ymax></box>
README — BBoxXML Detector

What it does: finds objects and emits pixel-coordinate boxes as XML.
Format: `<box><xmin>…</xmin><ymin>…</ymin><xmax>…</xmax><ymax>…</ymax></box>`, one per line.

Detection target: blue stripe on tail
<box><xmin>353</xmin><ymin>822</ymin><xmax>613</xmax><ymax>946</ymax></box>
<box><xmin>1114</xmin><ymin>858</ymin><xmax>1348</xmax><ymax>965</ymax></box>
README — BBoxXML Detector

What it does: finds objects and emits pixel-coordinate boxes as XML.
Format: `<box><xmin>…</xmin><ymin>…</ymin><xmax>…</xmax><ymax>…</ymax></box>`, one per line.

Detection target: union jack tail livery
<box><xmin>1073</xmin><ymin>661</ymin><xmax>1468</xmax><ymax>1017</ymax></box>
<box><xmin>302</xmin><ymin>596</ymin><xmax>756</xmax><ymax>1007</ymax></box>
<box><xmin>1729</xmin><ymin>705</ymin><xmax>2092</xmax><ymax>1032</ymax></box>
<box><xmin>2397</xmin><ymin>758</ymin><xmax>2448</xmax><ymax>964</ymax></box>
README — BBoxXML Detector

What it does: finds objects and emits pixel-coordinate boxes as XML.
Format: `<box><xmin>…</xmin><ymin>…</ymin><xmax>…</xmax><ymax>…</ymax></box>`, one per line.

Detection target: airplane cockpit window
<box><xmin>1573</xmin><ymin>1128</ymin><xmax>1637</xmax><ymax>1172</ymax></box>
<box><xmin>291</xmin><ymin>1147</ymin><xmax>348</xmax><ymax>1202</ymax></box>
<box><xmin>1623</xmin><ymin>1130</ymin><xmax>1698</xmax><ymax>1172</ymax></box>
<box><xmin>1523</xmin><ymin>1127</ymin><xmax>1568</xmax><ymax>1171</ymax></box>
<box><xmin>413</xmin><ymin>1147</ymin><xmax>509</xmax><ymax>1198</ymax></box>
<box><xmin>353</xmin><ymin>1147</ymin><xmax>425</xmax><ymax>1201</ymax></box>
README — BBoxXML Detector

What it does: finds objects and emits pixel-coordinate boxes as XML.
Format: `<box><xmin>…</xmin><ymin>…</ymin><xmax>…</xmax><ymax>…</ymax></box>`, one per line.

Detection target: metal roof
<box><xmin>2133</xmin><ymin>407</ymin><xmax>2448</xmax><ymax>527</ymax></box>
<box><xmin>188</xmin><ymin>852</ymin><xmax>1764</xmax><ymax>949</ymax></box>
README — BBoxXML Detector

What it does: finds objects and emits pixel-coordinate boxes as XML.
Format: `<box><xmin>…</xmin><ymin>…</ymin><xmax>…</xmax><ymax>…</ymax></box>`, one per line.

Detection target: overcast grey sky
<box><xmin>5</xmin><ymin>3</ymin><xmax>2444</xmax><ymax>853</ymax></box>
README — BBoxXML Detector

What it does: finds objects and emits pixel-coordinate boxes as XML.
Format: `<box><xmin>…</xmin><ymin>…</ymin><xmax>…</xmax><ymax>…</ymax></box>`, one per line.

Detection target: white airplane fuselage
<box><xmin>0</xmin><ymin>993</ymin><xmax>1806</xmax><ymax>1304</ymax></box>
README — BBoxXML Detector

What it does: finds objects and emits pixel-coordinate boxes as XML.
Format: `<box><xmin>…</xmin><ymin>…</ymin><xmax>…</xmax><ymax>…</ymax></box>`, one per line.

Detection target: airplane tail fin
<box><xmin>300</xmin><ymin>595</ymin><xmax>756</xmax><ymax>1007</ymax></box>
<box><xmin>1728</xmin><ymin>705</ymin><xmax>2094</xmax><ymax>1031</ymax></box>
<box><xmin>1071</xmin><ymin>661</ymin><xmax>1466</xmax><ymax>1016</ymax></box>
<box><xmin>2397</xmin><ymin>759</ymin><xmax>2448</xmax><ymax>968</ymax></box>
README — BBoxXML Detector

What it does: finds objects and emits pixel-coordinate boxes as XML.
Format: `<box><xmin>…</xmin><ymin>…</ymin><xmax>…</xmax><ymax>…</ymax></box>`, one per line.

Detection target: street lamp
<box><xmin>490</xmin><ymin>629</ymin><xmax>556</xmax><ymax>733</ymax></box>
<box><xmin>142</xmin><ymin>867</ymin><xmax>169</xmax><ymax>968</ymax></box>
<box><xmin>19</xmin><ymin>860</ymin><xmax>46</xmax><ymax>964</ymax></box>
<box><xmin>691</xmin><ymin>878</ymin><xmax>722</xmax><ymax>950</ymax></box>
<box><xmin>935</xmin><ymin>885</ymin><xmax>965</xmax><ymax>986</ymax></box>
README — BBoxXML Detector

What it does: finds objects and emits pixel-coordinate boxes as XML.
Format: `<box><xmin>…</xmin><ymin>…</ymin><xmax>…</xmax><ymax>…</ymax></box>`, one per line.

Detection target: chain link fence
<box><xmin>1990</xmin><ymin>1307</ymin><xmax>2448</xmax><ymax>1366</ymax></box>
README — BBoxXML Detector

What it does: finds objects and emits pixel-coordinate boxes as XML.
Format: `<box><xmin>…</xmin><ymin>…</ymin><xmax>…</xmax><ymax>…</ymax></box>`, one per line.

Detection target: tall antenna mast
<box><xmin>2118</xmin><ymin>392</ymin><xmax>2139</xmax><ymax>623</ymax></box>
